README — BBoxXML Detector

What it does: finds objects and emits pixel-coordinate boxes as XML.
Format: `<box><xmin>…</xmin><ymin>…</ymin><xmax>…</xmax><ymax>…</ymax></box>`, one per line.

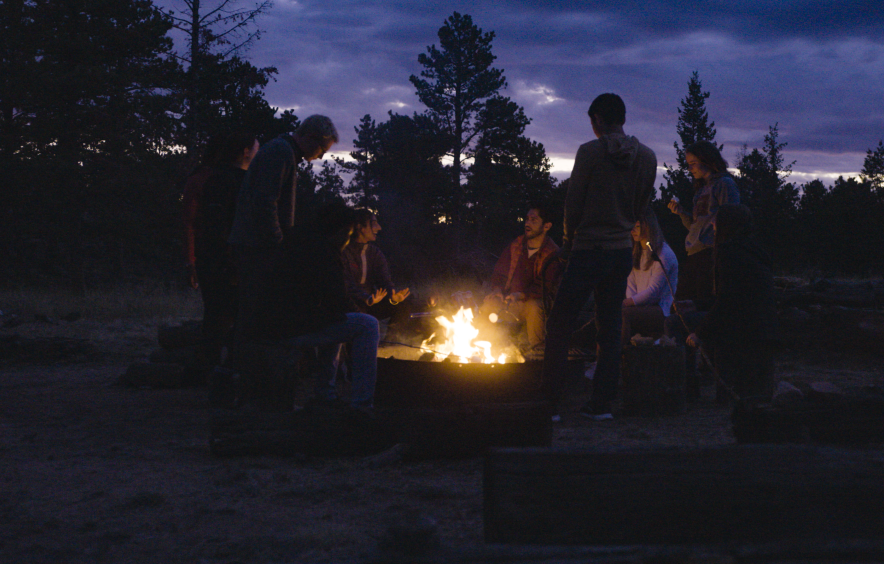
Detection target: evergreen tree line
<box><xmin>1</xmin><ymin>0</ymin><xmax>292</xmax><ymax>289</ymax></box>
<box><xmin>658</xmin><ymin>71</ymin><xmax>884</xmax><ymax>278</ymax></box>
<box><xmin>2</xmin><ymin>4</ymin><xmax>881</xmax><ymax>289</ymax></box>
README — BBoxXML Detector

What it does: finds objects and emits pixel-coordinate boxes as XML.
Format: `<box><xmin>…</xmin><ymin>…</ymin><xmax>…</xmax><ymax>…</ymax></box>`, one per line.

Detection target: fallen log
<box><xmin>776</xmin><ymin>278</ymin><xmax>884</xmax><ymax>309</ymax></box>
<box><xmin>778</xmin><ymin>305</ymin><xmax>884</xmax><ymax>358</ymax></box>
<box><xmin>389</xmin><ymin>401</ymin><xmax>552</xmax><ymax>460</ymax></box>
<box><xmin>209</xmin><ymin>401</ymin><xmax>552</xmax><ymax>460</ymax></box>
<box><xmin>157</xmin><ymin>321</ymin><xmax>202</xmax><ymax>350</ymax></box>
<box><xmin>484</xmin><ymin>445</ymin><xmax>884</xmax><ymax>545</ymax></box>
<box><xmin>430</xmin><ymin>540</ymin><xmax>884</xmax><ymax>564</ymax></box>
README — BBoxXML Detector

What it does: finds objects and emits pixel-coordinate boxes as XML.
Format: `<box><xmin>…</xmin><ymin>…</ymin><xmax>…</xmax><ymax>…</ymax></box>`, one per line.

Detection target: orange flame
<box><xmin>420</xmin><ymin>307</ymin><xmax>524</xmax><ymax>364</ymax></box>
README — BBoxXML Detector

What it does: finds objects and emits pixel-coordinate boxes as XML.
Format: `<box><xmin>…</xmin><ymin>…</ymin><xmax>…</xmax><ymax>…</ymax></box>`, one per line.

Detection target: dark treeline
<box><xmin>1</xmin><ymin>4</ymin><xmax>882</xmax><ymax>289</ymax></box>
<box><xmin>658</xmin><ymin>72</ymin><xmax>884</xmax><ymax>278</ymax></box>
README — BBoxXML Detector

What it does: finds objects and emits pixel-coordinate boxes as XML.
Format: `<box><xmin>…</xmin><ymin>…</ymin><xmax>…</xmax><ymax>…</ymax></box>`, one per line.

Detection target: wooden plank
<box><xmin>484</xmin><ymin>445</ymin><xmax>884</xmax><ymax>545</ymax></box>
<box><xmin>441</xmin><ymin>541</ymin><xmax>884</xmax><ymax>564</ymax></box>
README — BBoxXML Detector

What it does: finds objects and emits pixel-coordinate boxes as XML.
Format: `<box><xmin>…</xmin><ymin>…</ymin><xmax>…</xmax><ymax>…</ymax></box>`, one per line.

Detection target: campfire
<box><xmin>419</xmin><ymin>307</ymin><xmax>525</xmax><ymax>364</ymax></box>
<box><xmin>378</xmin><ymin>306</ymin><xmax>525</xmax><ymax>364</ymax></box>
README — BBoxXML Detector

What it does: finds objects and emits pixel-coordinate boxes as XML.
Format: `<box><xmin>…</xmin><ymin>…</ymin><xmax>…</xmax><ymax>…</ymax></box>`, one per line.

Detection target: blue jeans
<box><xmin>282</xmin><ymin>312</ymin><xmax>379</xmax><ymax>407</ymax></box>
<box><xmin>543</xmin><ymin>248</ymin><xmax>633</xmax><ymax>412</ymax></box>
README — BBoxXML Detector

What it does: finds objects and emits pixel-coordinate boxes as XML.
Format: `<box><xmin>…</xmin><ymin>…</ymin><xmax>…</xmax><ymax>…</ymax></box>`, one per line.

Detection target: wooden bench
<box><xmin>484</xmin><ymin>445</ymin><xmax>884</xmax><ymax>545</ymax></box>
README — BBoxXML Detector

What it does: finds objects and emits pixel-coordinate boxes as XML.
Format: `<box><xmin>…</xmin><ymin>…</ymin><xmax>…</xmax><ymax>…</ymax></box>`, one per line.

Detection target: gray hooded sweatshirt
<box><xmin>564</xmin><ymin>133</ymin><xmax>657</xmax><ymax>251</ymax></box>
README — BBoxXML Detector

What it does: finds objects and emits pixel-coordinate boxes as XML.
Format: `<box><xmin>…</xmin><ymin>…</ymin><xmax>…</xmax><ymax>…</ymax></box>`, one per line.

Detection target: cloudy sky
<box><xmin>178</xmin><ymin>0</ymin><xmax>884</xmax><ymax>185</ymax></box>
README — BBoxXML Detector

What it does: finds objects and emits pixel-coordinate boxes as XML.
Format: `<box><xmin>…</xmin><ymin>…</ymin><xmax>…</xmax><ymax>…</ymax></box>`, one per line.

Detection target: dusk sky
<box><xmin>172</xmin><ymin>0</ymin><xmax>884</xmax><ymax>186</ymax></box>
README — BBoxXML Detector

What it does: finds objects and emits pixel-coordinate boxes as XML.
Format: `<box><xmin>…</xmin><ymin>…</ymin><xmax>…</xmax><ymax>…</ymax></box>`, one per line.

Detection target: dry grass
<box><xmin>0</xmin><ymin>283</ymin><xmax>202</xmax><ymax>322</ymax></box>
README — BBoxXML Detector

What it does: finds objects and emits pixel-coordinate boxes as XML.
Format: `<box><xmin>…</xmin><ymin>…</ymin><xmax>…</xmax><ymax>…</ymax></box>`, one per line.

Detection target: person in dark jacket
<box><xmin>543</xmin><ymin>93</ymin><xmax>657</xmax><ymax>421</ymax></box>
<box><xmin>228</xmin><ymin>115</ymin><xmax>338</xmax><ymax>357</ymax></box>
<box><xmin>194</xmin><ymin>131</ymin><xmax>259</xmax><ymax>368</ymax></box>
<box><xmin>341</xmin><ymin>209</ymin><xmax>410</xmax><ymax>324</ymax></box>
<box><xmin>263</xmin><ymin>203</ymin><xmax>380</xmax><ymax>409</ymax></box>
<box><xmin>686</xmin><ymin>203</ymin><xmax>778</xmax><ymax>404</ymax></box>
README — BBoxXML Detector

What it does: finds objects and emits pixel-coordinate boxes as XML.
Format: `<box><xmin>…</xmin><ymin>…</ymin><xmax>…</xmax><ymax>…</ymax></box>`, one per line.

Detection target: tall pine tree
<box><xmin>660</xmin><ymin>71</ymin><xmax>721</xmax><ymax>206</ymax></box>
<box><xmin>409</xmin><ymin>12</ymin><xmax>506</xmax><ymax>250</ymax></box>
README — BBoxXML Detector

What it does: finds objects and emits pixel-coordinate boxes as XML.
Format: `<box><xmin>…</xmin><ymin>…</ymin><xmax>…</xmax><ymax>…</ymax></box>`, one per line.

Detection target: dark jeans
<box><xmin>196</xmin><ymin>261</ymin><xmax>237</xmax><ymax>367</ymax></box>
<box><xmin>677</xmin><ymin>247</ymin><xmax>714</xmax><ymax>303</ymax></box>
<box><xmin>233</xmin><ymin>245</ymin><xmax>282</xmax><ymax>367</ymax></box>
<box><xmin>281</xmin><ymin>313</ymin><xmax>380</xmax><ymax>407</ymax></box>
<box><xmin>621</xmin><ymin>305</ymin><xmax>666</xmax><ymax>347</ymax></box>
<box><xmin>543</xmin><ymin>247</ymin><xmax>633</xmax><ymax>412</ymax></box>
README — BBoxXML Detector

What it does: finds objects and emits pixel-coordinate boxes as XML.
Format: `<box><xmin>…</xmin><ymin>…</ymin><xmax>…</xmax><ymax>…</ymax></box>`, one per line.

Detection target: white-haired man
<box><xmin>229</xmin><ymin>115</ymin><xmax>339</xmax><ymax>354</ymax></box>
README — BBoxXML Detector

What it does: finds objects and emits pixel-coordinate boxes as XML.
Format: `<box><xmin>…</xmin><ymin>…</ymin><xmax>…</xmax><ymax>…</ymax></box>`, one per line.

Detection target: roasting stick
<box><xmin>380</xmin><ymin>340</ymin><xmax>444</xmax><ymax>356</ymax></box>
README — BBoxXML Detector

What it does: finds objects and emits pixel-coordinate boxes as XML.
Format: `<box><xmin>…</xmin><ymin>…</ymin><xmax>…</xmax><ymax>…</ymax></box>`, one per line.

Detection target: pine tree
<box><xmin>660</xmin><ymin>71</ymin><xmax>721</xmax><ymax>206</ymax></box>
<box><xmin>409</xmin><ymin>12</ymin><xmax>506</xmax><ymax>250</ymax></box>
<box><xmin>164</xmin><ymin>0</ymin><xmax>275</xmax><ymax>155</ymax></box>
<box><xmin>861</xmin><ymin>139</ymin><xmax>884</xmax><ymax>194</ymax></box>
<box><xmin>735</xmin><ymin>124</ymin><xmax>798</xmax><ymax>269</ymax></box>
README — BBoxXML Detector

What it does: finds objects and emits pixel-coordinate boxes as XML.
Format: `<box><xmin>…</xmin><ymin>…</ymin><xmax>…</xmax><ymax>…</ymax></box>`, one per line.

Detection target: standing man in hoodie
<box><xmin>543</xmin><ymin>93</ymin><xmax>657</xmax><ymax>420</ymax></box>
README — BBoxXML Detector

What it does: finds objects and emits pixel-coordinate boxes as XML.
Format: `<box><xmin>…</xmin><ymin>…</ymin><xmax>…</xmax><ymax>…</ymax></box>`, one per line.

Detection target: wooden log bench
<box><xmin>484</xmin><ymin>445</ymin><xmax>884</xmax><ymax>545</ymax></box>
<box><xmin>733</xmin><ymin>385</ymin><xmax>884</xmax><ymax>445</ymax></box>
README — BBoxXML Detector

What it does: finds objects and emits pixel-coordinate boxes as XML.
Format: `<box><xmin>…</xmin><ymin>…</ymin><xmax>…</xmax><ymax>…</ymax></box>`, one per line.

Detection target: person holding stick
<box><xmin>622</xmin><ymin>208</ymin><xmax>678</xmax><ymax>347</ymax></box>
<box><xmin>686</xmin><ymin>204</ymin><xmax>778</xmax><ymax>405</ymax></box>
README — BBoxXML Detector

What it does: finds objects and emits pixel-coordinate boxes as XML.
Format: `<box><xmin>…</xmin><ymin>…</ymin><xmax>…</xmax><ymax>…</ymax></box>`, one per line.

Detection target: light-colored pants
<box><xmin>480</xmin><ymin>295</ymin><xmax>546</xmax><ymax>347</ymax></box>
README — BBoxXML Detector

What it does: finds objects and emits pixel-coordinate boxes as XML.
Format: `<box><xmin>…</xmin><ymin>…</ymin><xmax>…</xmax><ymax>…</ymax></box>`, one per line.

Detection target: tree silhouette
<box><xmin>163</xmin><ymin>0</ymin><xmax>275</xmax><ymax>155</ymax></box>
<box><xmin>660</xmin><ymin>71</ymin><xmax>721</xmax><ymax>206</ymax></box>
<box><xmin>467</xmin><ymin>95</ymin><xmax>557</xmax><ymax>249</ymax></box>
<box><xmin>861</xmin><ymin>139</ymin><xmax>884</xmax><ymax>194</ymax></box>
<box><xmin>409</xmin><ymin>12</ymin><xmax>506</xmax><ymax>249</ymax></box>
<box><xmin>735</xmin><ymin>124</ymin><xmax>798</xmax><ymax>270</ymax></box>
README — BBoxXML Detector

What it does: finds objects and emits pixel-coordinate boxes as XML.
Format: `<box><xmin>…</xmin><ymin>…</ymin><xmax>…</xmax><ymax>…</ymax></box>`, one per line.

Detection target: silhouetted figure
<box><xmin>543</xmin><ymin>93</ymin><xmax>657</xmax><ymax>421</ymax></box>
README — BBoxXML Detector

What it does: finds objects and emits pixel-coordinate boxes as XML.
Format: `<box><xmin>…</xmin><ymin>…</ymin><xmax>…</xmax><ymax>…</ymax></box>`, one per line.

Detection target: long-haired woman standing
<box><xmin>667</xmin><ymin>140</ymin><xmax>739</xmax><ymax>306</ymax></box>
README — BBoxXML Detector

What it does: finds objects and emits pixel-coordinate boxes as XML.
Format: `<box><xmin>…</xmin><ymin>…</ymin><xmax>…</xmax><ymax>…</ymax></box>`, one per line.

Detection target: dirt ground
<box><xmin>2</xmin><ymin>314</ymin><xmax>883</xmax><ymax>563</ymax></box>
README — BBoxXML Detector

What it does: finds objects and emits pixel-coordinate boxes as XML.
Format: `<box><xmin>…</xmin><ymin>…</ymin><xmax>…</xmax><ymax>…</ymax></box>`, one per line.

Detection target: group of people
<box><xmin>183</xmin><ymin>94</ymin><xmax>777</xmax><ymax>419</ymax></box>
<box><xmin>482</xmin><ymin>94</ymin><xmax>776</xmax><ymax>420</ymax></box>
<box><xmin>183</xmin><ymin>115</ymin><xmax>414</xmax><ymax>413</ymax></box>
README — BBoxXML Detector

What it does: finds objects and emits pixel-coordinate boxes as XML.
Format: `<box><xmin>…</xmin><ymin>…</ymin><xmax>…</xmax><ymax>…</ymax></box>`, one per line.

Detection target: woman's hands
<box><xmin>390</xmin><ymin>288</ymin><xmax>410</xmax><ymax>305</ymax></box>
<box><xmin>367</xmin><ymin>288</ymin><xmax>388</xmax><ymax>306</ymax></box>
<box><xmin>367</xmin><ymin>287</ymin><xmax>411</xmax><ymax>306</ymax></box>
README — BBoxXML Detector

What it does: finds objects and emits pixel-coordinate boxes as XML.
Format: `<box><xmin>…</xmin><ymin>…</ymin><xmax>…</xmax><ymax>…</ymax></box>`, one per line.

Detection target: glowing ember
<box><xmin>420</xmin><ymin>307</ymin><xmax>525</xmax><ymax>364</ymax></box>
